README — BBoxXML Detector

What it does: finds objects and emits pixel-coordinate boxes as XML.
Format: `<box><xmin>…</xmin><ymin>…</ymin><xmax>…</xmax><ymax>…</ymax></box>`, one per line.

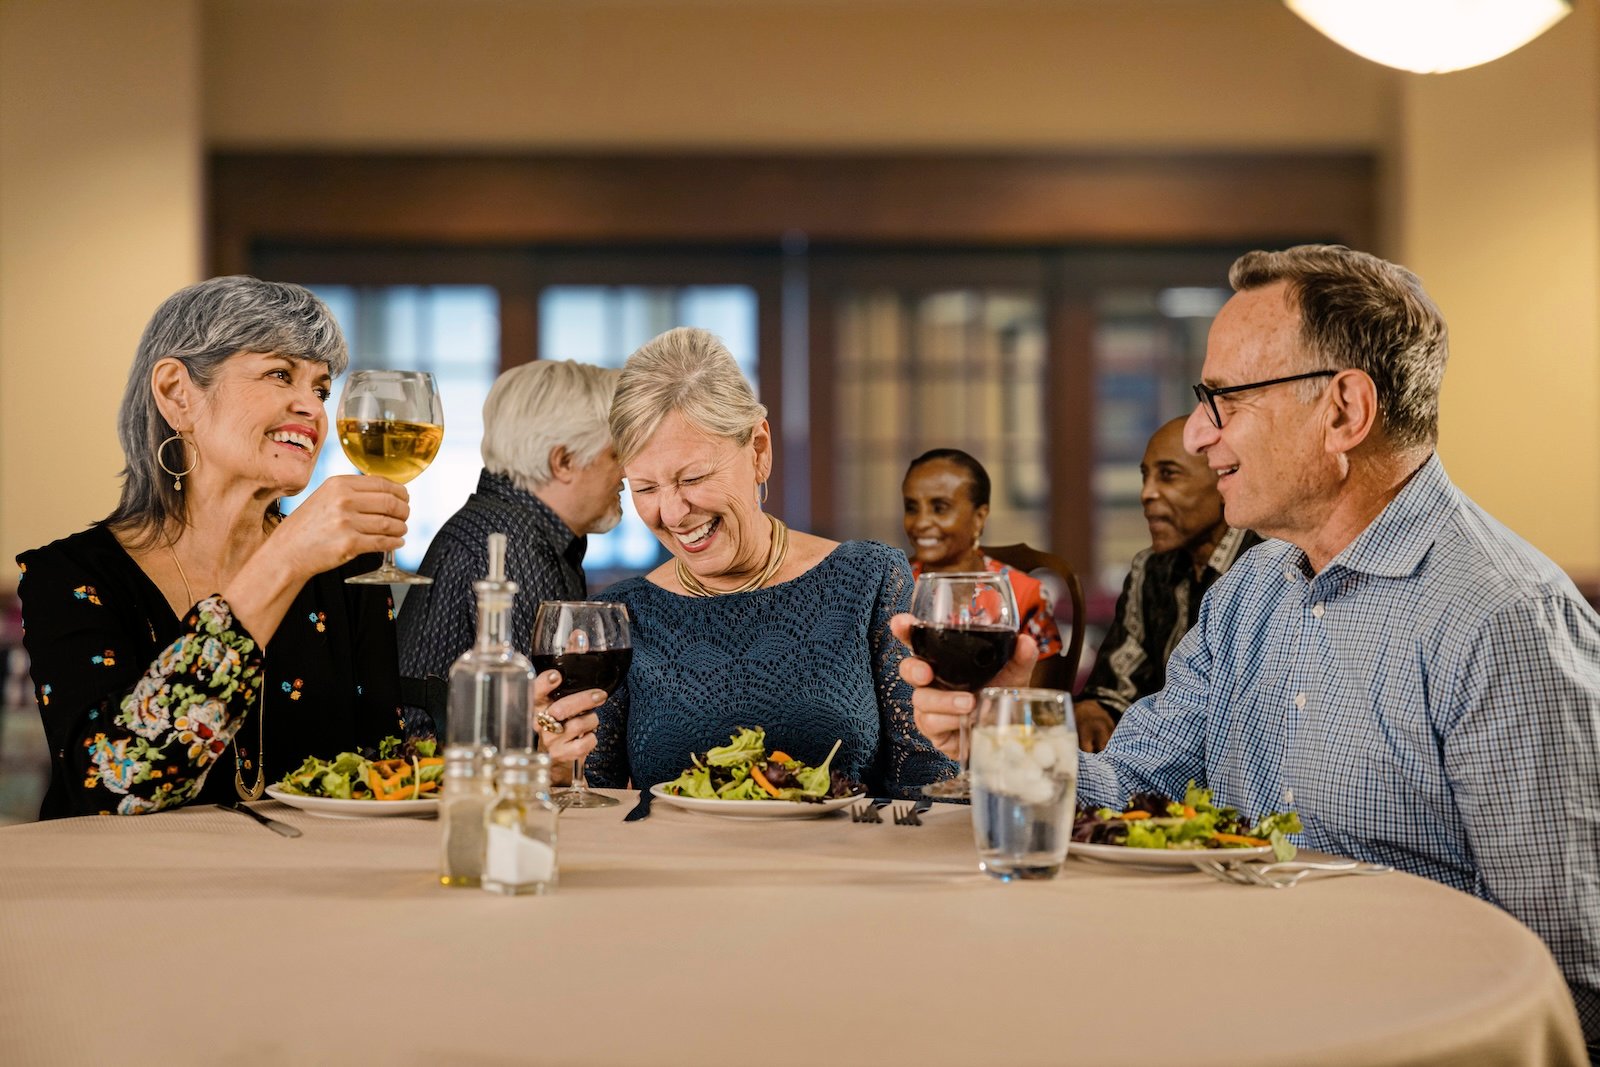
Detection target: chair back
<box><xmin>398</xmin><ymin>673</ymin><xmax>448</xmax><ymax>739</ymax></box>
<box><xmin>980</xmin><ymin>542</ymin><xmax>1086</xmax><ymax>693</ymax></box>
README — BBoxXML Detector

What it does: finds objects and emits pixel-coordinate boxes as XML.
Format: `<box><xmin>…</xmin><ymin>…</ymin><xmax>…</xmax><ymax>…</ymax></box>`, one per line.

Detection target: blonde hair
<box><xmin>609</xmin><ymin>327</ymin><xmax>767</xmax><ymax>463</ymax></box>
<box><xmin>480</xmin><ymin>360</ymin><xmax>618</xmax><ymax>488</ymax></box>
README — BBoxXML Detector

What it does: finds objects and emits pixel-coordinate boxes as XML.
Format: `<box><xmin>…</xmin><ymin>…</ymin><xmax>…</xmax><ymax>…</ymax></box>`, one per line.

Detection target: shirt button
<box><xmin>1284</xmin><ymin>788</ymin><xmax>1295</xmax><ymax>805</ymax></box>
<box><xmin>1312</xmin><ymin>603</ymin><xmax>1325</xmax><ymax>618</ymax></box>
<box><xmin>1294</xmin><ymin>693</ymin><xmax>1306</xmax><ymax>709</ymax></box>
<box><xmin>1284</xmin><ymin>569</ymin><xmax>1296</xmax><ymax>581</ymax></box>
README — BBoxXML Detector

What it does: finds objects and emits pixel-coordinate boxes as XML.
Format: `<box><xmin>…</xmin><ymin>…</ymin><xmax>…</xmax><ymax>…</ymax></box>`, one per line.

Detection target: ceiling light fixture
<box><xmin>1285</xmin><ymin>0</ymin><xmax>1572</xmax><ymax>74</ymax></box>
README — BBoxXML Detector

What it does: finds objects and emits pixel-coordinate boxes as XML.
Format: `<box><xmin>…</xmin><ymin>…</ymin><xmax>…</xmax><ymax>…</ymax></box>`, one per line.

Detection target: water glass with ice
<box><xmin>969</xmin><ymin>687</ymin><xmax>1077</xmax><ymax>881</ymax></box>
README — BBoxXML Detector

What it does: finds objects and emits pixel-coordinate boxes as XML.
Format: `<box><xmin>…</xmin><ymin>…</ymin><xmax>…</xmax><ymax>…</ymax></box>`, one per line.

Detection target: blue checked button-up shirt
<box><xmin>1079</xmin><ymin>454</ymin><xmax>1600</xmax><ymax>1044</ymax></box>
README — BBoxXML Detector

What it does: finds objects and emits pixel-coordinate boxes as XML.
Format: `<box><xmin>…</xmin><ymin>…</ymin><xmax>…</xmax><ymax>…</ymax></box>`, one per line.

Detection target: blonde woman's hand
<box><xmin>266</xmin><ymin>475</ymin><xmax>409</xmax><ymax>580</ymax></box>
<box><xmin>533</xmin><ymin>670</ymin><xmax>603</xmax><ymax>777</ymax></box>
<box><xmin>890</xmin><ymin>612</ymin><xmax>1037</xmax><ymax>759</ymax></box>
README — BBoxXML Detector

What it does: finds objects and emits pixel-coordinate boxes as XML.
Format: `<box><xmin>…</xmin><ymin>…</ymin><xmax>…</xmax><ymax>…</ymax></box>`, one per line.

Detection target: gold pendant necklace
<box><xmin>169</xmin><ymin>543</ymin><xmax>265</xmax><ymax>800</ymax></box>
<box><xmin>675</xmin><ymin>513</ymin><xmax>789</xmax><ymax>597</ymax></box>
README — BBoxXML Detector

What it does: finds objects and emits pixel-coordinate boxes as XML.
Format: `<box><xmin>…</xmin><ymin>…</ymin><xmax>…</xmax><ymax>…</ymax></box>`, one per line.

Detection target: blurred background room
<box><xmin>3</xmin><ymin>0</ymin><xmax>1596</xmax><ymax>822</ymax></box>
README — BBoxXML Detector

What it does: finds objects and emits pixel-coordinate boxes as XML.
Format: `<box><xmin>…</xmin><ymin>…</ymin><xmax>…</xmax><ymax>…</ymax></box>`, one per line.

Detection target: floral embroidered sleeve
<box><xmin>18</xmin><ymin>547</ymin><xmax>264</xmax><ymax>816</ymax></box>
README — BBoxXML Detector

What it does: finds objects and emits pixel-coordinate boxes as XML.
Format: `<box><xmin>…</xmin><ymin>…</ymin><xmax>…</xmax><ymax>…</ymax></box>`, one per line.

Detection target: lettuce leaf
<box><xmin>792</xmin><ymin>739</ymin><xmax>843</xmax><ymax>797</ymax></box>
<box><xmin>705</xmin><ymin>727</ymin><xmax>766</xmax><ymax>768</ymax></box>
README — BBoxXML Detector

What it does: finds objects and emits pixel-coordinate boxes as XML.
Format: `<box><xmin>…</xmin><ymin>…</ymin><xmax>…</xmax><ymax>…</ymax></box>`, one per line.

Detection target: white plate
<box><xmin>264</xmin><ymin>784</ymin><xmax>438</xmax><ymax>819</ymax></box>
<box><xmin>1070</xmin><ymin>840</ymin><xmax>1276</xmax><ymax>869</ymax></box>
<box><xmin>648</xmin><ymin>783</ymin><xmax>866</xmax><ymax>820</ymax></box>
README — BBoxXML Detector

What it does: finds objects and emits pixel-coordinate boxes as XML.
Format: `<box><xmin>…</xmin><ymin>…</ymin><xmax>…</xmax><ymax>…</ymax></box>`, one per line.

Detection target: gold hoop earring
<box><xmin>157</xmin><ymin>433</ymin><xmax>197</xmax><ymax>491</ymax></box>
<box><xmin>758</xmin><ymin>481</ymin><xmax>769</xmax><ymax>506</ymax></box>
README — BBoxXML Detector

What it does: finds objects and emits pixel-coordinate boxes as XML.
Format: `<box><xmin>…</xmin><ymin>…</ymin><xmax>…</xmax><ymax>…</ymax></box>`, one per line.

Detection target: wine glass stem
<box><xmin>382</xmin><ymin>549</ymin><xmax>398</xmax><ymax>572</ymax></box>
<box><xmin>957</xmin><ymin>714</ymin><xmax>971</xmax><ymax>778</ymax></box>
<box><xmin>572</xmin><ymin>754</ymin><xmax>590</xmax><ymax>793</ymax></box>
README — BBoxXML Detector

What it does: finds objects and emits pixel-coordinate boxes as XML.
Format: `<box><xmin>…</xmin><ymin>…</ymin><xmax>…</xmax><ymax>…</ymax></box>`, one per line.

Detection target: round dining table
<box><xmin>0</xmin><ymin>791</ymin><xmax>1586</xmax><ymax>1067</ymax></box>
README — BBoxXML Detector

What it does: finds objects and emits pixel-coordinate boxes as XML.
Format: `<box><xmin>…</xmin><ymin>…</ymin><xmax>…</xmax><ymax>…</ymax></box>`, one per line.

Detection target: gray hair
<box><xmin>1229</xmin><ymin>245</ymin><xmax>1448</xmax><ymax>451</ymax></box>
<box><xmin>610</xmin><ymin>327</ymin><xmax>767</xmax><ymax>464</ymax></box>
<box><xmin>480</xmin><ymin>360</ymin><xmax>619</xmax><ymax>489</ymax></box>
<box><xmin>106</xmin><ymin>276</ymin><xmax>348</xmax><ymax>543</ymax></box>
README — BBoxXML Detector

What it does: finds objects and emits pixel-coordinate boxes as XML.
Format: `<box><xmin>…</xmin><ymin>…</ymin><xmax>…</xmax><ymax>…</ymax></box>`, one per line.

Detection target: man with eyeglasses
<box><xmin>895</xmin><ymin>245</ymin><xmax>1600</xmax><ymax>1049</ymax></box>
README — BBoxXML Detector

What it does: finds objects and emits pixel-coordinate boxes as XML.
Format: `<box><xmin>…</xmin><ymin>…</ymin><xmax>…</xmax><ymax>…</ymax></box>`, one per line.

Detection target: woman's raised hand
<box><xmin>890</xmin><ymin>612</ymin><xmax>1037</xmax><ymax>759</ymax></box>
<box><xmin>267</xmin><ymin>475</ymin><xmax>410</xmax><ymax>581</ymax></box>
<box><xmin>532</xmin><ymin>670</ymin><xmax>603</xmax><ymax>784</ymax></box>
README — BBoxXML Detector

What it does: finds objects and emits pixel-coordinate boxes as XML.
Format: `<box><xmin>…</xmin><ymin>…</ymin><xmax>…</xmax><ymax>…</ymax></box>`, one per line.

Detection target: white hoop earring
<box><xmin>758</xmin><ymin>481</ymin><xmax>769</xmax><ymax>506</ymax></box>
<box><xmin>157</xmin><ymin>433</ymin><xmax>197</xmax><ymax>491</ymax></box>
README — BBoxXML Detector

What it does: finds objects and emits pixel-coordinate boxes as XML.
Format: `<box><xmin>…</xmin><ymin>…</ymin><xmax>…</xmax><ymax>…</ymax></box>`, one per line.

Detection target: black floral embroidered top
<box><xmin>16</xmin><ymin>524</ymin><xmax>404</xmax><ymax>818</ymax></box>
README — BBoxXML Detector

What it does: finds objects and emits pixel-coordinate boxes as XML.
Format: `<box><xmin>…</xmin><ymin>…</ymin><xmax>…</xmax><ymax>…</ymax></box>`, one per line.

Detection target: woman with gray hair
<box><xmin>563</xmin><ymin>327</ymin><xmax>956</xmax><ymax>798</ymax></box>
<box><xmin>16</xmin><ymin>276</ymin><xmax>416</xmax><ymax>817</ymax></box>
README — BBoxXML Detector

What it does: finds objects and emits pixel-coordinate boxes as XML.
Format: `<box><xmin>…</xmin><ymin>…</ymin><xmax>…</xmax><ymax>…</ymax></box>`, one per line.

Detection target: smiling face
<box><xmin>625</xmin><ymin>409</ymin><xmax>773</xmax><ymax>586</ymax></box>
<box><xmin>186</xmin><ymin>352</ymin><xmax>331</xmax><ymax>497</ymax></box>
<box><xmin>902</xmin><ymin>459</ymin><xmax>988</xmax><ymax>572</ymax></box>
<box><xmin>1141</xmin><ymin>418</ymin><xmax>1227</xmax><ymax>565</ymax></box>
<box><xmin>1182</xmin><ymin>282</ymin><xmax>1337</xmax><ymax>543</ymax></box>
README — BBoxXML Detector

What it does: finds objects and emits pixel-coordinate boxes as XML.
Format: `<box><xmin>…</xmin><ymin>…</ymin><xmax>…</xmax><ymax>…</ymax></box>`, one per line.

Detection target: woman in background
<box><xmin>901</xmin><ymin>448</ymin><xmax>1064</xmax><ymax>670</ymax></box>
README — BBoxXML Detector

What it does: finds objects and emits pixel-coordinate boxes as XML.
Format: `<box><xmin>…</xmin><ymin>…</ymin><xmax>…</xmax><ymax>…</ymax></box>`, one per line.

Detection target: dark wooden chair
<box><xmin>980</xmin><ymin>542</ymin><xmax>1086</xmax><ymax>694</ymax></box>
<box><xmin>398</xmin><ymin>673</ymin><xmax>448</xmax><ymax>739</ymax></box>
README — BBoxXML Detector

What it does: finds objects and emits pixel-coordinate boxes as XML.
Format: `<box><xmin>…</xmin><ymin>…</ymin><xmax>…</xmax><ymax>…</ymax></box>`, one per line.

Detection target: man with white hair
<box><xmin>398</xmin><ymin>359</ymin><xmax>623</xmax><ymax>683</ymax></box>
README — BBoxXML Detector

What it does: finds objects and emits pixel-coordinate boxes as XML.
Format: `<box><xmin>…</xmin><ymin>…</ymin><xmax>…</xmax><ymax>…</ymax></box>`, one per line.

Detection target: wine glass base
<box><xmin>923</xmin><ymin>776</ymin><xmax>970</xmax><ymax>800</ymax></box>
<box><xmin>556</xmin><ymin>788</ymin><xmax>619</xmax><ymax>810</ymax></box>
<box><xmin>345</xmin><ymin>566</ymin><xmax>432</xmax><ymax>586</ymax></box>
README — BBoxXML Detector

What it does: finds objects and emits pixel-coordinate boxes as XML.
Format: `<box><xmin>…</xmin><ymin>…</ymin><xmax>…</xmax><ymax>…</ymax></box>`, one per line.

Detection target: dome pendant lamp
<box><xmin>1285</xmin><ymin>0</ymin><xmax>1572</xmax><ymax>74</ymax></box>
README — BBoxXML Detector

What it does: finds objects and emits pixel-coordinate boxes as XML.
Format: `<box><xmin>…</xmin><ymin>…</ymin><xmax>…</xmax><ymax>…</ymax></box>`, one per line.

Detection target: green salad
<box><xmin>661</xmin><ymin>727</ymin><xmax>862</xmax><ymax>802</ymax></box>
<box><xmin>276</xmin><ymin>735</ymin><xmax>443</xmax><ymax>802</ymax></box>
<box><xmin>1072</xmin><ymin>781</ymin><xmax>1303</xmax><ymax>861</ymax></box>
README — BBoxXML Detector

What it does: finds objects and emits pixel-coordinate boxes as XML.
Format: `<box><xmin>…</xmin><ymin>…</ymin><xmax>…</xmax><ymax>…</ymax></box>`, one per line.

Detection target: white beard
<box><xmin>587</xmin><ymin>498</ymin><xmax>623</xmax><ymax>535</ymax></box>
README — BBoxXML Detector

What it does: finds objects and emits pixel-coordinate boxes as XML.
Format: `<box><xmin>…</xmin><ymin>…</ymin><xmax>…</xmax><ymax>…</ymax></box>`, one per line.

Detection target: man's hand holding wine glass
<box><xmin>891</xmin><ymin>612</ymin><xmax>1038</xmax><ymax>761</ymax></box>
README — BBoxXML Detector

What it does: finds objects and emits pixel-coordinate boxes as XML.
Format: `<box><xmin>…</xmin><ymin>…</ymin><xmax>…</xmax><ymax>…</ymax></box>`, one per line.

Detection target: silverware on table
<box><xmin>222</xmin><ymin>801</ymin><xmax>302</xmax><ymax>838</ymax></box>
<box><xmin>622</xmin><ymin>787</ymin><xmax>653</xmax><ymax>822</ymax></box>
<box><xmin>850</xmin><ymin>802</ymin><xmax>883</xmax><ymax>823</ymax></box>
<box><xmin>1200</xmin><ymin>858</ymin><xmax>1393</xmax><ymax>888</ymax></box>
<box><xmin>892</xmin><ymin>798</ymin><xmax>932</xmax><ymax>826</ymax></box>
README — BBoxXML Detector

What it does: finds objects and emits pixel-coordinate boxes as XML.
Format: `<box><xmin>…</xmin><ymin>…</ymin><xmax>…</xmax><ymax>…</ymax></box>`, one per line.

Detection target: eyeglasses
<box><xmin>1192</xmin><ymin>370</ymin><xmax>1337</xmax><ymax>428</ymax></box>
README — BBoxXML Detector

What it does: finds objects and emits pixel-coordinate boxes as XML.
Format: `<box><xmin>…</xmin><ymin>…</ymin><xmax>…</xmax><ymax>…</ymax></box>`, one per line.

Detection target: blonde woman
<box><xmin>562</xmin><ymin>327</ymin><xmax>955</xmax><ymax>797</ymax></box>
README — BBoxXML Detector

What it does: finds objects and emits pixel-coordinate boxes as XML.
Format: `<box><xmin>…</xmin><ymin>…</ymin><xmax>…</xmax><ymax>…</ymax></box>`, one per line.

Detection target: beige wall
<box><xmin>0</xmin><ymin>0</ymin><xmax>203</xmax><ymax>579</ymax></box>
<box><xmin>203</xmin><ymin>0</ymin><xmax>1391</xmax><ymax>150</ymax></box>
<box><xmin>1396</xmin><ymin>0</ymin><xmax>1600</xmax><ymax>574</ymax></box>
<box><xmin>2</xmin><ymin>0</ymin><xmax>1597</xmax><ymax>584</ymax></box>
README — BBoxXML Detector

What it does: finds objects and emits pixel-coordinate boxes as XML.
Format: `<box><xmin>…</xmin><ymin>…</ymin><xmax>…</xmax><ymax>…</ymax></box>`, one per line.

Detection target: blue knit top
<box><xmin>587</xmin><ymin>540</ymin><xmax>957</xmax><ymax>798</ymax></box>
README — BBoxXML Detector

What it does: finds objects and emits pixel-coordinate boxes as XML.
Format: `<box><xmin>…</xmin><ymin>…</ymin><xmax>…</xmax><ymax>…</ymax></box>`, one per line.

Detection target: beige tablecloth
<box><xmin>0</xmin><ymin>793</ymin><xmax>1586</xmax><ymax>1067</ymax></box>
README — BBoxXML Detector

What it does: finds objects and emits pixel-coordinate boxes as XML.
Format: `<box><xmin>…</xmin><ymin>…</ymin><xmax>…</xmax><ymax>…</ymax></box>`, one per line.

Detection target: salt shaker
<box><xmin>482</xmin><ymin>750</ymin><xmax>559</xmax><ymax>896</ymax></box>
<box><xmin>438</xmin><ymin>743</ymin><xmax>497</xmax><ymax>887</ymax></box>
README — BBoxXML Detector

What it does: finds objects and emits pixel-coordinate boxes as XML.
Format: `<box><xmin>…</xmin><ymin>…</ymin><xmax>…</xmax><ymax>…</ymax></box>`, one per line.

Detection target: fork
<box><xmin>1201</xmin><ymin>859</ymin><xmax>1393</xmax><ymax>888</ymax></box>
<box><xmin>892</xmin><ymin>800</ymin><xmax>930</xmax><ymax>826</ymax></box>
<box><xmin>850</xmin><ymin>802</ymin><xmax>882</xmax><ymax>824</ymax></box>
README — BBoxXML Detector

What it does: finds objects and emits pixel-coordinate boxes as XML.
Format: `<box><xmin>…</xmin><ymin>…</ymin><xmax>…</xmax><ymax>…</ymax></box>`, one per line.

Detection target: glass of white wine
<box><xmin>336</xmin><ymin>369</ymin><xmax>444</xmax><ymax>585</ymax></box>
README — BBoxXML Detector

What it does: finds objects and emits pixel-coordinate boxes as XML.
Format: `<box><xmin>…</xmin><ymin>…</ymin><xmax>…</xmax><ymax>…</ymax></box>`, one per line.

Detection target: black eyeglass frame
<box><xmin>1192</xmin><ymin>370</ymin><xmax>1338</xmax><ymax>428</ymax></box>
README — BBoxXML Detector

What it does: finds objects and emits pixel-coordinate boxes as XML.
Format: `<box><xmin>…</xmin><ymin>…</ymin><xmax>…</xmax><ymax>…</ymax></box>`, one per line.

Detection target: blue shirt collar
<box><xmin>1317</xmin><ymin>452</ymin><xmax>1453</xmax><ymax>580</ymax></box>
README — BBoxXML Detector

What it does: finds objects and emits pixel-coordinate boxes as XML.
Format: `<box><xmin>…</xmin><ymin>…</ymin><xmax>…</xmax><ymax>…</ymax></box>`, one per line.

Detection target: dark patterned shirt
<box><xmin>17</xmin><ymin>524</ymin><xmax>402</xmax><ymax>818</ymax></box>
<box><xmin>586</xmin><ymin>540</ymin><xmax>957</xmax><ymax>799</ymax></box>
<box><xmin>1079</xmin><ymin>527</ymin><xmax>1261</xmax><ymax>718</ymax></box>
<box><xmin>397</xmin><ymin>469</ymin><xmax>587</xmax><ymax>695</ymax></box>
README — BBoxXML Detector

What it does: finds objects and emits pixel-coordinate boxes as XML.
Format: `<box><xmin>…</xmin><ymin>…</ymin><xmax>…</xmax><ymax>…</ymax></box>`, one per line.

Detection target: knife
<box><xmin>223</xmin><ymin>801</ymin><xmax>302</xmax><ymax>838</ymax></box>
<box><xmin>623</xmin><ymin>787</ymin><xmax>653</xmax><ymax>822</ymax></box>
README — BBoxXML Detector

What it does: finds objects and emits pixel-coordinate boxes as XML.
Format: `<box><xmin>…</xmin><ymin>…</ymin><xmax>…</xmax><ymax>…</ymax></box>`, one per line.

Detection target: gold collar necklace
<box><xmin>675</xmin><ymin>513</ymin><xmax>789</xmax><ymax>597</ymax></box>
<box><xmin>168</xmin><ymin>543</ymin><xmax>266</xmax><ymax>800</ymax></box>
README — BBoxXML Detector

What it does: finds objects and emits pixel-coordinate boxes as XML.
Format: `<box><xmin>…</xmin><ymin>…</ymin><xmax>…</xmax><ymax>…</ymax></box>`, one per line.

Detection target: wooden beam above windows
<box><xmin>209</xmin><ymin>152</ymin><xmax>1374</xmax><ymax>274</ymax></box>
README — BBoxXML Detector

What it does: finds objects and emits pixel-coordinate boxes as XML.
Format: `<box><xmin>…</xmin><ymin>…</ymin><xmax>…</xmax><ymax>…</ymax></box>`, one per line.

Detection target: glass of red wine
<box><xmin>531</xmin><ymin>600</ymin><xmax>632</xmax><ymax>810</ymax></box>
<box><xmin>909</xmin><ymin>571</ymin><xmax>1019</xmax><ymax>800</ymax></box>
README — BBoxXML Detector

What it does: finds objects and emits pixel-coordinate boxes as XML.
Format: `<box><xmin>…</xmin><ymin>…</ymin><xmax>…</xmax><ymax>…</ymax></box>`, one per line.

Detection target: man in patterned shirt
<box><xmin>899</xmin><ymin>245</ymin><xmax>1600</xmax><ymax>1047</ymax></box>
<box><xmin>1075</xmin><ymin>417</ymin><xmax>1260</xmax><ymax>751</ymax></box>
<box><xmin>398</xmin><ymin>360</ymin><xmax>623</xmax><ymax>700</ymax></box>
